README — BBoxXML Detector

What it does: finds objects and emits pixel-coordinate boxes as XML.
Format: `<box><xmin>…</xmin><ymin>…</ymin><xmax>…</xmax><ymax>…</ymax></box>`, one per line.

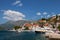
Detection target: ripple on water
<box><xmin>0</xmin><ymin>31</ymin><xmax>48</xmax><ymax>40</ymax></box>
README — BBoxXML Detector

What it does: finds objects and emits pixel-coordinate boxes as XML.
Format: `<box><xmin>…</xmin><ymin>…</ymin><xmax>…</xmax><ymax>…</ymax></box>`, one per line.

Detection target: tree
<box><xmin>0</xmin><ymin>27</ymin><xmax>4</xmax><ymax>30</ymax></box>
<box><xmin>14</xmin><ymin>26</ymin><xmax>20</xmax><ymax>30</ymax></box>
<box><xmin>24</xmin><ymin>26</ymin><xmax>29</xmax><ymax>30</ymax></box>
<box><xmin>41</xmin><ymin>18</ymin><xmax>47</xmax><ymax>20</ymax></box>
<box><xmin>57</xmin><ymin>25</ymin><xmax>60</xmax><ymax>31</ymax></box>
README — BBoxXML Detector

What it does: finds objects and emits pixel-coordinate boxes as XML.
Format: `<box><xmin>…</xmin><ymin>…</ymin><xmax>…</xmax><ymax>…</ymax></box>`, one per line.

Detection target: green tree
<box><xmin>14</xmin><ymin>26</ymin><xmax>20</xmax><ymax>30</ymax></box>
<box><xmin>0</xmin><ymin>27</ymin><xmax>4</xmax><ymax>30</ymax></box>
<box><xmin>57</xmin><ymin>25</ymin><xmax>60</xmax><ymax>31</ymax></box>
<box><xmin>24</xmin><ymin>26</ymin><xmax>29</xmax><ymax>30</ymax></box>
<box><xmin>41</xmin><ymin>18</ymin><xmax>47</xmax><ymax>20</ymax></box>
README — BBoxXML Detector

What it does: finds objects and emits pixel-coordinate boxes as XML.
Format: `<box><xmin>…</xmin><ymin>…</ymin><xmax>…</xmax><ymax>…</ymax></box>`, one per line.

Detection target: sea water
<box><xmin>0</xmin><ymin>30</ymin><xmax>48</xmax><ymax>40</ymax></box>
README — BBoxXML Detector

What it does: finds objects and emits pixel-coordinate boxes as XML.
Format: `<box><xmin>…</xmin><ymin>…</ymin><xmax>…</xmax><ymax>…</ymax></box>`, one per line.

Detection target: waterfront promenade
<box><xmin>45</xmin><ymin>32</ymin><xmax>60</xmax><ymax>40</ymax></box>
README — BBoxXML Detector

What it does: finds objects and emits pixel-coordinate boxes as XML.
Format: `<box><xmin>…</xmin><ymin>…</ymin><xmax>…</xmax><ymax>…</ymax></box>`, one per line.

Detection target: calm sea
<box><xmin>0</xmin><ymin>30</ymin><xmax>48</xmax><ymax>40</ymax></box>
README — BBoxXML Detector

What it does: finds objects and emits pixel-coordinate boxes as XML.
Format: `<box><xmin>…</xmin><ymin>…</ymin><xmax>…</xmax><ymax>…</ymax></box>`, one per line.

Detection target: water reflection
<box><xmin>34</xmin><ymin>33</ymin><xmax>47</xmax><ymax>40</ymax></box>
<box><xmin>0</xmin><ymin>31</ymin><xmax>48</xmax><ymax>40</ymax></box>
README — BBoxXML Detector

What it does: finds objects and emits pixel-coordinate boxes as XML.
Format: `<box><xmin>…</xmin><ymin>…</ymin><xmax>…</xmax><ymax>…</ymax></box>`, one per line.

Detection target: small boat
<box><xmin>35</xmin><ymin>27</ymin><xmax>52</xmax><ymax>34</ymax></box>
<box><xmin>35</xmin><ymin>30</ymin><xmax>46</xmax><ymax>34</ymax></box>
<box><xmin>35</xmin><ymin>27</ymin><xmax>46</xmax><ymax>34</ymax></box>
<box><xmin>35</xmin><ymin>29</ymin><xmax>47</xmax><ymax>34</ymax></box>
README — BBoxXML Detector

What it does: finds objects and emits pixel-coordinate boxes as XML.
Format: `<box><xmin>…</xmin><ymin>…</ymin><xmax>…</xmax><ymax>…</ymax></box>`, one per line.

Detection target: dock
<box><xmin>45</xmin><ymin>33</ymin><xmax>60</xmax><ymax>40</ymax></box>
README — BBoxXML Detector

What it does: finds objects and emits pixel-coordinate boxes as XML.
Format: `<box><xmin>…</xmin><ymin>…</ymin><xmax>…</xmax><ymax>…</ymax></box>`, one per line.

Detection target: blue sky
<box><xmin>0</xmin><ymin>0</ymin><xmax>60</xmax><ymax>24</ymax></box>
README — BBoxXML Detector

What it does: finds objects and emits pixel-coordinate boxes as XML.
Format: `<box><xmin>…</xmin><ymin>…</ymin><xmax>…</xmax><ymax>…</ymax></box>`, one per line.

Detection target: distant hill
<box><xmin>0</xmin><ymin>20</ymin><xmax>33</xmax><ymax>30</ymax></box>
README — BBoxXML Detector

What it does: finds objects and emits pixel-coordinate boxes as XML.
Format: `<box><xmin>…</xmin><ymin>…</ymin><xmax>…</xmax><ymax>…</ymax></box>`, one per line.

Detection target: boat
<box><xmin>35</xmin><ymin>27</ymin><xmax>52</xmax><ymax>34</ymax></box>
<box><xmin>35</xmin><ymin>27</ymin><xmax>46</xmax><ymax>34</ymax></box>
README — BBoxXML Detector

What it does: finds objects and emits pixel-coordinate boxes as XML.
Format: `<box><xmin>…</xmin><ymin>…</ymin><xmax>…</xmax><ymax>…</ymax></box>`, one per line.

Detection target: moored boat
<box><xmin>35</xmin><ymin>27</ymin><xmax>47</xmax><ymax>34</ymax></box>
<box><xmin>35</xmin><ymin>27</ymin><xmax>52</xmax><ymax>34</ymax></box>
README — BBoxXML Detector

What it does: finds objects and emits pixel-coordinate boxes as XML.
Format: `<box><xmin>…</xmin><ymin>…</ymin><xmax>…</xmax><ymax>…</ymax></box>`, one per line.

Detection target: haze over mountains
<box><xmin>0</xmin><ymin>20</ymin><xmax>35</xmax><ymax>30</ymax></box>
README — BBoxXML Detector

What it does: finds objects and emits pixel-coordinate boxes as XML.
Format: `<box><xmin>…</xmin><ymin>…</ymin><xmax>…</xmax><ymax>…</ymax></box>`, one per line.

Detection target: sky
<box><xmin>0</xmin><ymin>0</ymin><xmax>60</xmax><ymax>24</ymax></box>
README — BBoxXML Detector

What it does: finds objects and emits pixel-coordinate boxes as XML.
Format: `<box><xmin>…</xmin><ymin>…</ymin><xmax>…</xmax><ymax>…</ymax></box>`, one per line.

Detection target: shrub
<box><xmin>24</xmin><ymin>26</ymin><xmax>29</xmax><ymax>30</ymax></box>
<box><xmin>14</xmin><ymin>26</ymin><xmax>20</xmax><ymax>30</ymax></box>
<box><xmin>57</xmin><ymin>25</ymin><xmax>60</xmax><ymax>31</ymax></box>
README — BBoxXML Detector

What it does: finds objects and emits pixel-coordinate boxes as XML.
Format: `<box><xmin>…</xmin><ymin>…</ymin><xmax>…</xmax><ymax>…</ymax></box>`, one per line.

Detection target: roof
<box><xmin>44</xmin><ymin>23</ymin><xmax>49</xmax><ymax>26</ymax></box>
<box><xmin>38</xmin><ymin>20</ymin><xmax>46</xmax><ymax>23</ymax></box>
<box><xmin>24</xmin><ymin>23</ymin><xmax>32</xmax><ymax>27</ymax></box>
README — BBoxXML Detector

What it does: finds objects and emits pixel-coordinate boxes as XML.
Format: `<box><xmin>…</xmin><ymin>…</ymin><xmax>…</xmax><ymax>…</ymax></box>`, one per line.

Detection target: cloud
<box><xmin>37</xmin><ymin>12</ymin><xmax>41</xmax><ymax>15</ymax></box>
<box><xmin>47</xmin><ymin>15</ymin><xmax>50</xmax><ymax>17</ymax></box>
<box><xmin>13</xmin><ymin>1</ymin><xmax>21</xmax><ymax>5</ymax></box>
<box><xmin>58</xmin><ymin>14</ymin><xmax>60</xmax><ymax>16</ymax></box>
<box><xmin>18</xmin><ymin>3</ymin><xmax>23</xmax><ymax>6</ymax></box>
<box><xmin>52</xmin><ymin>15</ymin><xmax>56</xmax><ymax>16</ymax></box>
<box><xmin>12</xmin><ymin>0</ymin><xmax>23</xmax><ymax>7</ymax></box>
<box><xmin>43</xmin><ymin>12</ymin><xmax>47</xmax><ymax>15</ymax></box>
<box><xmin>3</xmin><ymin>10</ymin><xmax>26</xmax><ymax>21</ymax></box>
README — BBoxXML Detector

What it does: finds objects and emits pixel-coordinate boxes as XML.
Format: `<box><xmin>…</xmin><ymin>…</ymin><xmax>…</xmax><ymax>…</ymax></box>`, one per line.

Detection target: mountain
<box><xmin>0</xmin><ymin>20</ymin><xmax>33</xmax><ymax>30</ymax></box>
